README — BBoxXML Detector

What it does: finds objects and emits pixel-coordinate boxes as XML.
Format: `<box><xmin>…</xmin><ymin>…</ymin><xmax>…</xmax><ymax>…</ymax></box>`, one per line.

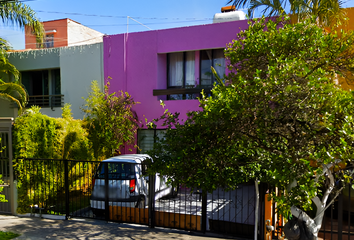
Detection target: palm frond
<box><xmin>0</xmin><ymin>81</ymin><xmax>28</xmax><ymax>109</ymax></box>
<box><xmin>0</xmin><ymin>1</ymin><xmax>44</xmax><ymax>41</ymax></box>
<box><xmin>228</xmin><ymin>0</ymin><xmax>345</xmax><ymax>27</ymax></box>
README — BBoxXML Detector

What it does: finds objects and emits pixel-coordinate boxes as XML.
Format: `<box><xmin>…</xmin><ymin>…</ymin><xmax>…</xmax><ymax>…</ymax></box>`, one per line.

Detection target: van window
<box><xmin>95</xmin><ymin>163</ymin><xmax>136</xmax><ymax>180</ymax></box>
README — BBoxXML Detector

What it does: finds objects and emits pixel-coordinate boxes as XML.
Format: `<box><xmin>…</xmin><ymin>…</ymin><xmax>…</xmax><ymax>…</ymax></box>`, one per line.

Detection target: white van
<box><xmin>90</xmin><ymin>154</ymin><xmax>173</xmax><ymax>215</ymax></box>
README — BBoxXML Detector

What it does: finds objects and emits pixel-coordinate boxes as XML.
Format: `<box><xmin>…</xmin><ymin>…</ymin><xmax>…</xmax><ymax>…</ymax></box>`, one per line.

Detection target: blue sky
<box><xmin>1</xmin><ymin>0</ymin><xmax>354</xmax><ymax>49</ymax></box>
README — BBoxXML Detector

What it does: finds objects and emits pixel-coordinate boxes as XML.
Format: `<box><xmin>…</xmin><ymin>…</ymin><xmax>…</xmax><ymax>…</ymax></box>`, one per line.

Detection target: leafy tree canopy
<box><xmin>147</xmin><ymin>16</ymin><xmax>354</xmax><ymax>217</ymax></box>
<box><xmin>227</xmin><ymin>0</ymin><xmax>346</xmax><ymax>27</ymax></box>
<box><xmin>82</xmin><ymin>80</ymin><xmax>140</xmax><ymax>160</ymax></box>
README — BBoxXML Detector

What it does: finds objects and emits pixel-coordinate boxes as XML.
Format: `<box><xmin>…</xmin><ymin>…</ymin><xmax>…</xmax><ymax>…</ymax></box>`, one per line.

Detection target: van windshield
<box><xmin>95</xmin><ymin>162</ymin><xmax>136</xmax><ymax>180</ymax></box>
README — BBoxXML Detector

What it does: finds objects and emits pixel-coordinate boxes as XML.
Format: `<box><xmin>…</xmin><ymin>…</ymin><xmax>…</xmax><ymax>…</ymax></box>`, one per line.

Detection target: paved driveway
<box><xmin>0</xmin><ymin>215</ymin><xmax>250</xmax><ymax>240</ymax></box>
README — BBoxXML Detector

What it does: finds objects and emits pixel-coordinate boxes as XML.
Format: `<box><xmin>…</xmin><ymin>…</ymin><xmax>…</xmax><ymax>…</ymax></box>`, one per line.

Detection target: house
<box><xmin>0</xmin><ymin>19</ymin><xmax>105</xmax><ymax>119</ymax></box>
<box><xmin>25</xmin><ymin>18</ymin><xmax>104</xmax><ymax>49</ymax></box>
<box><xmin>1</xmin><ymin>42</ymin><xmax>104</xmax><ymax>119</ymax></box>
<box><xmin>103</xmin><ymin>8</ymin><xmax>248</xmax><ymax>154</ymax></box>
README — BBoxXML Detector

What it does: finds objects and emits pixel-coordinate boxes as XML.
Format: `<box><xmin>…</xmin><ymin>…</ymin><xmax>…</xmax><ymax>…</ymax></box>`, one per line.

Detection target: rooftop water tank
<box><xmin>213</xmin><ymin>5</ymin><xmax>246</xmax><ymax>23</ymax></box>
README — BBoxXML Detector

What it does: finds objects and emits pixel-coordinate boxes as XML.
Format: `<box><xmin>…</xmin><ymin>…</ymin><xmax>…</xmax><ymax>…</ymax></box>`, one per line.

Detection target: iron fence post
<box><xmin>104</xmin><ymin>162</ymin><xmax>109</xmax><ymax>221</ymax></box>
<box><xmin>338</xmin><ymin>193</ymin><xmax>343</xmax><ymax>240</ymax></box>
<box><xmin>201</xmin><ymin>191</ymin><xmax>207</xmax><ymax>233</ymax></box>
<box><xmin>64</xmin><ymin>159</ymin><xmax>69</xmax><ymax>220</ymax></box>
<box><xmin>148</xmin><ymin>174</ymin><xmax>155</xmax><ymax>228</ymax></box>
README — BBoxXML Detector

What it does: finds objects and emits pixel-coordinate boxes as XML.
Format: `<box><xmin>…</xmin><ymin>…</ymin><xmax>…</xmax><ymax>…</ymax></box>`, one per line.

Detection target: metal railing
<box><xmin>16</xmin><ymin>158</ymin><xmax>261</xmax><ymax>238</ymax></box>
<box><xmin>27</xmin><ymin>95</ymin><xmax>64</xmax><ymax>109</ymax></box>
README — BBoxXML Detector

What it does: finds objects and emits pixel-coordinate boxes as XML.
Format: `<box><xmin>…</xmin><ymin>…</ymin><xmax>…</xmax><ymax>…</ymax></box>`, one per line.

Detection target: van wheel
<box><xmin>136</xmin><ymin>197</ymin><xmax>145</xmax><ymax>208</ymax></box>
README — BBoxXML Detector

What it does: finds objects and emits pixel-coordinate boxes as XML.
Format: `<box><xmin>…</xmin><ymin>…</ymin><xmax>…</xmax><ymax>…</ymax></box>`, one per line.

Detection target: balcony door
<box><xmin>22</xmin><ymin>69</ymin><xmax>61</xmax><ymax>108</ymax></box>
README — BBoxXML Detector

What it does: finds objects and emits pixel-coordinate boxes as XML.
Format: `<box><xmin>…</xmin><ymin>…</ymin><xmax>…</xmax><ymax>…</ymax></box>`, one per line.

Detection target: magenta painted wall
<box><xmin>104</xmin><ymin>20</ymin><xmax>249</xmax><ymax>134</ymax></box>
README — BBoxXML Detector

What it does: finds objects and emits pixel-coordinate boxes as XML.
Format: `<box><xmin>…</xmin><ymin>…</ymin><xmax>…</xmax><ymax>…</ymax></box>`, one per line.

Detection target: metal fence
<box><xmin>318</xmin><ymin>180</ymin><xmax>354</xmax><ymax>240</ymax></box>
<box><xmin>15</xmin><ymin>158</ymin><xmax>100</xmax><ymax>219</ymax></box>
<box><xmin>17</xmin><ymin>158</ymin><xmax>262</xmax><ymax>238</ymax></box>
<box><xmin>268</xmin><ymin>182</ymin><xmax>354</xmax><ymax>240</ymax></box>
<box><xmin>0</xmin><ymin>118</ymin><xmax>14</xmax><ymax>215</ymax></box>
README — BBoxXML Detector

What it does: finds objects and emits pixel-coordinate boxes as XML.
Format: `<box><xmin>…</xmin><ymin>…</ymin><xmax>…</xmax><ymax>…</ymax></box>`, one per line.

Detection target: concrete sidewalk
<box><xmin>0</xmin><ymin>215</ymin><xmax>250</xmax><ymax>240</ymax></box>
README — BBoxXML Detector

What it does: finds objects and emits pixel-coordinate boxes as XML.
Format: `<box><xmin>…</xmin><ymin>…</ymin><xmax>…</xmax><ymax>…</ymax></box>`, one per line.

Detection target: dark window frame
<box><xmin>199</xmin><ymin>49</ymin><xmax>225</xmax><ymax>88</ymax></box>
<box><xmin>166</xmin><ymin>52</ymin><xmax>196</xmax><ymax>100</ymax></box>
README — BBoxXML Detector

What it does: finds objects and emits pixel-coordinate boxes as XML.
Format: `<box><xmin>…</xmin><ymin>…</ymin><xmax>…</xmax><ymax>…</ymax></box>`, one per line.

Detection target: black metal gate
<box><xmin>0</xmin><ymin>118</ymin><xmax>14</xmax><ymax>215</ymax></box>
<box><xmin>319</xmin><ymin>179</ymin><xmax>354</xmax><ymax>240</ymax></box>
<box><xmin>17</xmin><ymin>158</ymin><xmax>263</xmax><ymax>239</ymax></box>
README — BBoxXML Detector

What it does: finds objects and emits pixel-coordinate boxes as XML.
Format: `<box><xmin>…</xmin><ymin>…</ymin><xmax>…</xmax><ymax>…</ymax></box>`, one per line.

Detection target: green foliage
<box><xmin>228</xmin><ymin>0</ymin><xmax>346</xmax><ymax>27</ymax></box>
<box><xmin>0</xmin><ymin>1</ymin><xmax>44</xmax><ymax>42</ymax></box>
<box><xmin>0</xmin><ymin>0</ymin><xmax>44</xmax><ymax>111</ymax></box>
<box><xmin>0</xmin><ymin>39</ymin><xmax>27</xmax><ymax>112</ymax></box>
<box><xmin>148</xmin><ymin>16</ymin><xmax>354</xmax><ymax>216</ymax></box>
<box><xmin>0</xmin><ymin>138</ymin><xmax>7</xmax><ymax>203</ymax></box>
<box><xmin>13</xmin><ymin>105</ymin><xmax>93</xmax><ymax>213</ymax></box>
<box><xmin>0</xmin><ymin>175</ymin><xmax>7</xmax><ymax>203</ymax></box>
<box><xmin>82</xmin><ymin>80</ymin><xmax>140</xmax><ymax>160</ymax></box>
<box><xmin>13</xmin><ymin>105</ymin><xmax>92</xmax><ymax>160</ymax></box>
<box><xmin>0</xmin><ymin>231</ymin><xmax>20</xmax><ymax>239</ymax></box>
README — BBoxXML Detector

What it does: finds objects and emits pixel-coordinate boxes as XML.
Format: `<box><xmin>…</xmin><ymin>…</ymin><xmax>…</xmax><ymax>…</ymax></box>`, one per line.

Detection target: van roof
<box><xmin>101</xmin><ymin>154</ymin><xmax>151</xmax><ymax>164</ymax></box>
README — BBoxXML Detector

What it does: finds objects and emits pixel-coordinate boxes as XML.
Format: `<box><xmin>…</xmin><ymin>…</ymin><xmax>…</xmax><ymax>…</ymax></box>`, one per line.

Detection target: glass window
<box><xmin>21</xmin><ymin>69</ymin><xmax>61</xmax><ymax>108</ymax></box>
<box><xmin>138</xmin><ymin>129</ymin><xmax>165</xmax><ymax>154</ymax></box>
<box><xmin>167</xmin><ymin>51</ymin><xmax>196</xmax><ymax>100</ymax></box>
<box><xmin>200</xmin><ymin>49</ymin><xmax>225</xmax><ymax>87</ymax></box>
<box><xmin>96</xmin><ymin>163</ymin><xmax>136</xmax><ymax>180</ymax></box>
<box><xmin>45</xmin><ymin>34</ymin><xmax>54</xmax><ymax>48</ymax></box>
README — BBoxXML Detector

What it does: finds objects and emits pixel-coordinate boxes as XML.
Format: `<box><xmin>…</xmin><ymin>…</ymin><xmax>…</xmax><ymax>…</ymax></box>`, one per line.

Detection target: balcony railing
<box><xmin>11</xmin><ymin>95</ymin><xmax>64</xmax><ymax>110</ymax></box>
<box><xmin>152</xmin><ymin>87</ymin><xmax>212</xmax><ymax>97</ymax></box>
<box><xmin>27</xmin><ymin>95</ymin><xmax>64</xmax><ymax>109</ymax></box>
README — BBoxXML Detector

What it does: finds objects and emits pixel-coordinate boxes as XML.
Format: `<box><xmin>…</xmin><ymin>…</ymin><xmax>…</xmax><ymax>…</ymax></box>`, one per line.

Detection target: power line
<box><xmin>34</xmin><ymin>10</ymin><xmax>220</xmax><ymax>21</ymax></box>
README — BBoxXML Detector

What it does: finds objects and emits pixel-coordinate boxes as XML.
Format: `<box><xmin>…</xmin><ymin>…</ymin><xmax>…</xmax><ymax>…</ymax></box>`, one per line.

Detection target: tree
<box><xmin>147</xmin><ymin>16</ymin><xmax>354</xmax><ymax>239</ymax></box>
<box><xmin>0</xmin><ymin>38</ymin><xmax>27</xmax><ymax>111</ymax></box>
<box><xmin>82</xmin><ymin>80</ymin><xmax>140</xmax><ymax>160</ymax></box>
<box><xmin>227</xmin><ymin>0</ymin><xmax>346</xmax><ymax>27</ymax></box>
<box><xmin>0</xmin><ymin>1</ymin><xmax>44</xmax><ymax>111</ymax></box>
<box><xmin>0</xmin><ymin>0</ymin><xmax>44</xmax><ymax>42</ymax></box>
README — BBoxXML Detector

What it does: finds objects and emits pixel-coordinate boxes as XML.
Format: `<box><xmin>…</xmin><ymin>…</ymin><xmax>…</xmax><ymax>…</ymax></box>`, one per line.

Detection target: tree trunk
<box><xmin>286</xmin><ymin>161</ymin><xmax>341</xmax><ymax>240</ymax></box>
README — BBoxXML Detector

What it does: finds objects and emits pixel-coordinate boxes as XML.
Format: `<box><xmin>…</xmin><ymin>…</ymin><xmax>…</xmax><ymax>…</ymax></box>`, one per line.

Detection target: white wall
<box><xmin>67</xmin><ymin>20</ymin><xmax>104</xmax><ymax>47</ymax></box>
<box><xmin>59</xmin><ymin>43</ymin><xmax>104</xmax><ymax>119</ymax></box>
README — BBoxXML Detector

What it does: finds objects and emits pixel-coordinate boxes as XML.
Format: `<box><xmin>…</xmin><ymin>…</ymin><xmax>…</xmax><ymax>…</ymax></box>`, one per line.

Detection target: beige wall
<box><xmin>67</xmin><ymin>20</ymin><xmax>104</xmax><ymax>47</ymax></box>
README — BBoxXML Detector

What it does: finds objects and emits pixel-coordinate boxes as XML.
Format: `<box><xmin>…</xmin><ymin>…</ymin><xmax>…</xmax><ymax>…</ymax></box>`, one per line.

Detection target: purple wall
<box><xmin>104</xmin><ymin>20</ymin><xmax>249</xmax><ymax>133</ymax></box>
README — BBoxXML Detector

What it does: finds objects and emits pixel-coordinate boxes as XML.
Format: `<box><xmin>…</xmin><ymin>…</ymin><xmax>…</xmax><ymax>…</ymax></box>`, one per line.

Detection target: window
<box><xmin>153</xmin><ymin>49</ymin><xmax>225</xmax><ymax>100</ymax></box>
<box><xmin>200</xmin><ymin>49</ymin><xmax>225</xmax><ymax>87</ymax></box>
<box><xmin>45</xmin><ymin>34</ymin><xmax>54</xmax><ymax>48</ymax></box>
<box><xmin>95</xmin><ymin>163</ymin><xmax>136</xmax><ymax>180</ymax></box>
<box><xmin>21</xmin><ymin>69</ymin><xmax>62</xmax><ymax>108</ymax></box>
<box><xmin>138</xmin><ymin>129</ymin><xmax>165</xmax><ymax>154</ymax></box>
<box><xmin>167</xmin><ymin>51</ymin><xmax>196</xmax><ymax>100</ymax></box>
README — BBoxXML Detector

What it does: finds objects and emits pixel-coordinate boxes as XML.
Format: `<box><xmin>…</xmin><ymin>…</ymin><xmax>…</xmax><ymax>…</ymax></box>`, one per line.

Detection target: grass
<box><xmin>0</xmin><ymin>231</ymin><xmax>20</xmax><ymax>239</ymax></box>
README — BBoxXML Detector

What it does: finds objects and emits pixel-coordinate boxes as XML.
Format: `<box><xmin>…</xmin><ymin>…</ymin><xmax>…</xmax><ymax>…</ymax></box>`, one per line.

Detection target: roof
<box><xmin>101</xmin><ymin>154</ymin><xmax>151</xmax><ymax>164</ymax></box>
<box><xmin>42</xmin><ymin>18</ymin><xmax>82</xmax><ymax>25</ymax></box>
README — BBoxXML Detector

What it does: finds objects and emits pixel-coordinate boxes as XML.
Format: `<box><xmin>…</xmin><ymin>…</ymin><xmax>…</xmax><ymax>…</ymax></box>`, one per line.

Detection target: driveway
<box><xmin>0</xmin><ymin>215</ymin><xmax>251</xmax><ymax>240</ymax></box>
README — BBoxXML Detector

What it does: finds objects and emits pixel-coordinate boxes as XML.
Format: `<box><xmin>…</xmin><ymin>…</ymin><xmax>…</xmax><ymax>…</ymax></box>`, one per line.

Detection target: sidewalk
<box><xmin>0</xmin><ymin>215</ymin><xmax>250</xmax><ymax>240</ymax></box>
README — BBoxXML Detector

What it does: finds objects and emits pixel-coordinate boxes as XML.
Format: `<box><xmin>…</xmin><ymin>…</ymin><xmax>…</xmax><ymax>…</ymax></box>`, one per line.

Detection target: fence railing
<box><xmin>16</xmin><ymin>158</ymin><xmax>261</xmax><ymax>238</ymax></box>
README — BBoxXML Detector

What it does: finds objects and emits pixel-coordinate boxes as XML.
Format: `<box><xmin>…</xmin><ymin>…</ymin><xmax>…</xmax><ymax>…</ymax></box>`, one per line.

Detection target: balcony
<box><xmin>11</xmin><ymin>95</ymin><xmax>64</xmax><ymax>110</ymax></box>
<box><xmin>152</xmin><ymin>87</ymin><xmax>212</xmax><ymax>97</ymax></box>
<box><xmin>27</xmin><ymin>95</ymin><xmax>64</xmax><ymax>109</ymax></box>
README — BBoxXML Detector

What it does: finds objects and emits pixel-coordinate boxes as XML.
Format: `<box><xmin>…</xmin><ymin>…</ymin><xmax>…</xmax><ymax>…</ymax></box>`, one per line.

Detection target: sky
<box><xmin>1</xmin><ymin>0</ymin><xmax>354</xmax><ymax>50</ymax></box>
